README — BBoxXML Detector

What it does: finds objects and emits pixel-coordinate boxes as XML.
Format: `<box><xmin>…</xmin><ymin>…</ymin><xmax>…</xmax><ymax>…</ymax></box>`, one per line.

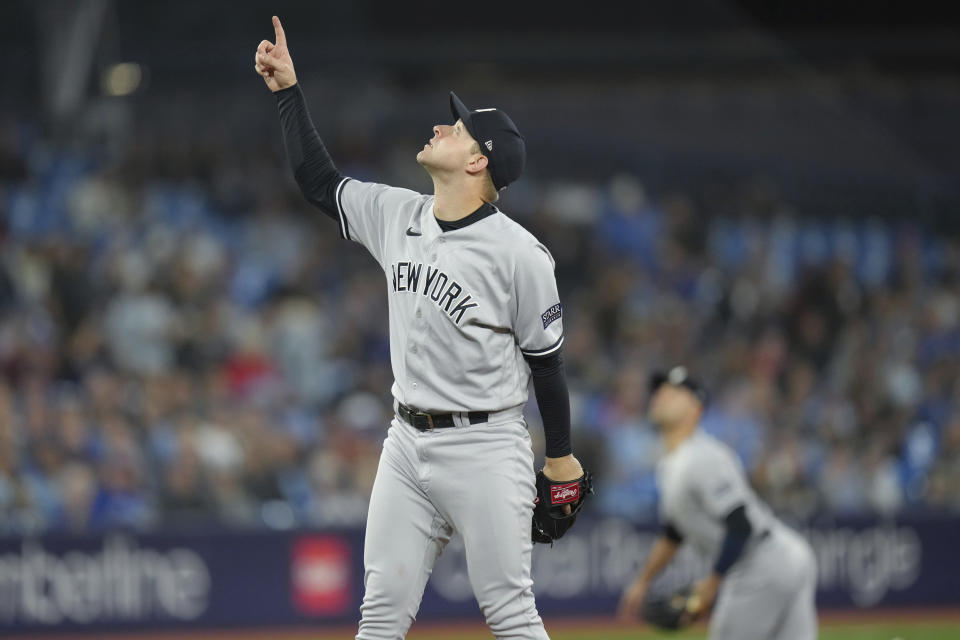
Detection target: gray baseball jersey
<box><xmin>656</xmin><ymin>429</ymin><xmax>774</xmax><ymax>559</ymax></box>
<box><xmin>657</xmin><ymin>429</ymin><xmax>817</xmax><ymax>640</ymax></box>
<box><xmin>333</xmin><ymin>177</ymin><xmax>564</xmax><ymax>412</ymax></box>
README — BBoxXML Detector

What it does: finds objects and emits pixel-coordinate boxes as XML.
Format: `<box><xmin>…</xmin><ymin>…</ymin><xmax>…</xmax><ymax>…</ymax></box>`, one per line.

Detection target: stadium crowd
<box><xmin>1</xmin><ymin>106</ymin><xmax>959</xmax><ymax>535</ymax></box>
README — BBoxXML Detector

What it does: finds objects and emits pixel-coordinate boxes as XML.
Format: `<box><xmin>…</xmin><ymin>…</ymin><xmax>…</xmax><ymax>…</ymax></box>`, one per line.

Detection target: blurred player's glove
<box><xmin>641</xmin><ymin>586</ymin><xmax>702</xmax><ymax>630</ymax></box>
<box><xmin>531</xmin><ymin>469</ymin><xmax>594</xmax><ymax>544</ymax></box>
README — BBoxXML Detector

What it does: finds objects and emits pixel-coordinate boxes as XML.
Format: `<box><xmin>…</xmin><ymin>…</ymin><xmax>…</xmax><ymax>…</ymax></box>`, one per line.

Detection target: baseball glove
<box><xmin>641</xmin><ymin>586</ymin><xmax>702</xmax><ymax>630</ymax></box>
<box><xmin>531</xmin><ymin>469</ymin><xmax>594</xmax><ymax>544</ymax></box>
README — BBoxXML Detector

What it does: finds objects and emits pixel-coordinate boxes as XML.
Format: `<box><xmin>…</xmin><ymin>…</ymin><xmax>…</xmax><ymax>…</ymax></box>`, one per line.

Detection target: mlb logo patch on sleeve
<box><xmin>541</xmin><ymin>303</ymin><xmax>562</xmax><ymax>329</ymax></box>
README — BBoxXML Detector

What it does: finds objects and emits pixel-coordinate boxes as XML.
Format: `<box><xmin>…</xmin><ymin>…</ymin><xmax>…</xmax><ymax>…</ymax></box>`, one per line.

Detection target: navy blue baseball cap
<box><xmin>449</xmin><ymin>92</ymin><xmax>526</xmax><ymax>191</ymax></box>
<box><xmin>649</xmin><ymin>366</ymin><xmax>709</xmax><ymax>407</ymax></box>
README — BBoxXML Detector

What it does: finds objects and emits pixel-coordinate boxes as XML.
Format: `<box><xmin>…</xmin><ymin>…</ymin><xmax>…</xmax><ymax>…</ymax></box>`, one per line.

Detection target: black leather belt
<box><xmin>397</xmin><ymin>402</ymin><xmax>487</xmax><ymax>431</ymax></box>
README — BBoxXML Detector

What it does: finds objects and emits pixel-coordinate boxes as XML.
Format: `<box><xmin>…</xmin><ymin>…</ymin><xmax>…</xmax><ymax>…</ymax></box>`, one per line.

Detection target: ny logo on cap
<box><xmin>485</xmin><ymin>140</ymin><xmax>494</xmax><ymax>151</ymax></box>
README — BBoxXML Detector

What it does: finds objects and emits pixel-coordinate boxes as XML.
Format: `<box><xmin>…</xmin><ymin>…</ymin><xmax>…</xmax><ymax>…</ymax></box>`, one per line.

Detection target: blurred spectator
<box><xmin>2</xmin><ymin>93</ymin><xmax>960</xmax><ymax>535</ymax></box>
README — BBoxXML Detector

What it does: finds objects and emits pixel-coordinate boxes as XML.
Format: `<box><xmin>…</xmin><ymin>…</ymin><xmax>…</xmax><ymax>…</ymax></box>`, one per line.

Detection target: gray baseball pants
<box><xmin>356</xmin><ymin>412</ymin><xmax>549</xmax><ymax>640</ymax></box>
<box><xmin>709</xmin><ymin>523</ymin><xmax>818</xmax><ymax>640</ymax></box>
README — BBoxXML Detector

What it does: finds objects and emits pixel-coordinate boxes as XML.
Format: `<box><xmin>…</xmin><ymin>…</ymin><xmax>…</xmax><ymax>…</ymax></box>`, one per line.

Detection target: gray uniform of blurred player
<box><xmin>619</xmin><ymin>367</ymin><xmax>818</xmax><ymax>640</ymax></box>
<box><xmin>255</xmin><ymin>16</ymin><xmax>584</xmax><ymax>640</ymax></box>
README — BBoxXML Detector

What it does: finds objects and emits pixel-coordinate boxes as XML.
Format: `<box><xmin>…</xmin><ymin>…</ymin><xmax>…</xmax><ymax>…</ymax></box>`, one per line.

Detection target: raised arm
<box><xmin>255</xmin><ymin>16</ymin><xmax>345</xmax><ymax>221</ymax></box>
<box><xmin>254</xmin><ymin>16</ymin><xmax>296</xmax><ymax>93</ymax></box>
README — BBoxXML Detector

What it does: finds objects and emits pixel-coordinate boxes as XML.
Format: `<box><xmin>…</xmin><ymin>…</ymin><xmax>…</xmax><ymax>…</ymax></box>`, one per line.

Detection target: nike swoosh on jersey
<box><xmin>406</xmin><ymin>227</ymin><xmax>422</xmax><ymax>236</ymax></box>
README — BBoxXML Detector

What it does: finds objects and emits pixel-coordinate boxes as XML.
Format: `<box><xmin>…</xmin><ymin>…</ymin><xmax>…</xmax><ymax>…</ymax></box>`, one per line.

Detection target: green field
<box><xmin>404</xmin><ymin>621</ymin><xmax>960</xmax><ymax>640</ymax></box>
<box><xmin>9</xmin><ymin>619</ymin><xmax>960</xmax><ymax>640</ymax></box>
<box><xmin>533</xmin><ymin>624</ymin><xmax>959</xmax><ymax>640</ymax></box>
<box><xmin>407</xmin><ymin>624</ymin><xmax>957</xmax><ymax>640</ymax></box>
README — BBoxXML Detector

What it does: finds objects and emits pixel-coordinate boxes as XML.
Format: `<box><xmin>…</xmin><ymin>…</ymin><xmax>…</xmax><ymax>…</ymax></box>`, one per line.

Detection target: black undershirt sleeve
<box><xmin>663</xmin><ymin>522</ymin><xmax>685</xmax><ymax>543</ymax></box>
<box><xmin>524</xmin><ymin>348</ymin><xmax>572</xmax><ymax>459</ymax></box>
<box><xmin>713</xmin><ymin>504</ymin><xmax>753</xmax><ymax>575</ymax></box>
<box><xmin>276</xmin><ymin>84</ymin><xmax>344</xmax><ymax>221</ymax></box>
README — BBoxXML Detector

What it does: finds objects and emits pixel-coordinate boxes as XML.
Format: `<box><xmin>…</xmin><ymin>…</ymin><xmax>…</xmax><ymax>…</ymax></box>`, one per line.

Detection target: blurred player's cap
<box><xmin>649</xmin><ymin>366</ymin><xmax>709</xmax><ymax>406</ymax></box>
<box><xmin>449</xmin><ymin>91</ymin><xmax>526</xmax><ymax>191</ymax></box>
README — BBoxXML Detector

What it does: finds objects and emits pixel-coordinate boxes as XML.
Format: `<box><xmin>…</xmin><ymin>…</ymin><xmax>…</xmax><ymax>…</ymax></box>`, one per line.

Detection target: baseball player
<box><xmin>254</xmin><ymin>17</ymin><xmax>590</xmax><ymax>640</ymax></box>
<box><xmin>617</xmin><ymin>367</ymin><xmax>818</xmax><ymax>639</ymax></box>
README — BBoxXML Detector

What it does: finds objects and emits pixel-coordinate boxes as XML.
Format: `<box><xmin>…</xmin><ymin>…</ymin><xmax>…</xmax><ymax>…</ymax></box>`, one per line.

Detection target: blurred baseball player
<box><xmin>617</xmin><ymin>367</ymin><xmax>817</xmax><ymax>639</ymax></box>
<box><xmin>255</xmin><ymin>16</ymin><xmax>591</xmax><ymax>640</ymax></box>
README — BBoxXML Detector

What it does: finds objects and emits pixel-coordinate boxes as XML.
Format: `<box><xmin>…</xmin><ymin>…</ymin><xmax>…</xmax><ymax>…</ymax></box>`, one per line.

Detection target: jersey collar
<box><xmin>435</xmin><ymin>202</ymin><xmax>498</xmax><ymax>232</ymax></box>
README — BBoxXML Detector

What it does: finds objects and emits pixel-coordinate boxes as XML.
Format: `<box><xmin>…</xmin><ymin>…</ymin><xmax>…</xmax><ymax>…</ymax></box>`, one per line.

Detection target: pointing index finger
<box><xmin>272</xmin><ymin>16</ymin><xmax>286</xmax><ymax>48</ymax></box>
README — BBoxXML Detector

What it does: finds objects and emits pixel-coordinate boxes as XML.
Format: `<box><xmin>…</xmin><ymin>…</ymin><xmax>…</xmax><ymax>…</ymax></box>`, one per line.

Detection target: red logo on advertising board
<box><xmin>291</xmin><ymin>536</ymin><xmax>352</xmax><ymax>616</ymax></box>
<box><xmin>550</xmin><ymin>482</ymin><xmax>580</xmax><ymax>505</ymax></box>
